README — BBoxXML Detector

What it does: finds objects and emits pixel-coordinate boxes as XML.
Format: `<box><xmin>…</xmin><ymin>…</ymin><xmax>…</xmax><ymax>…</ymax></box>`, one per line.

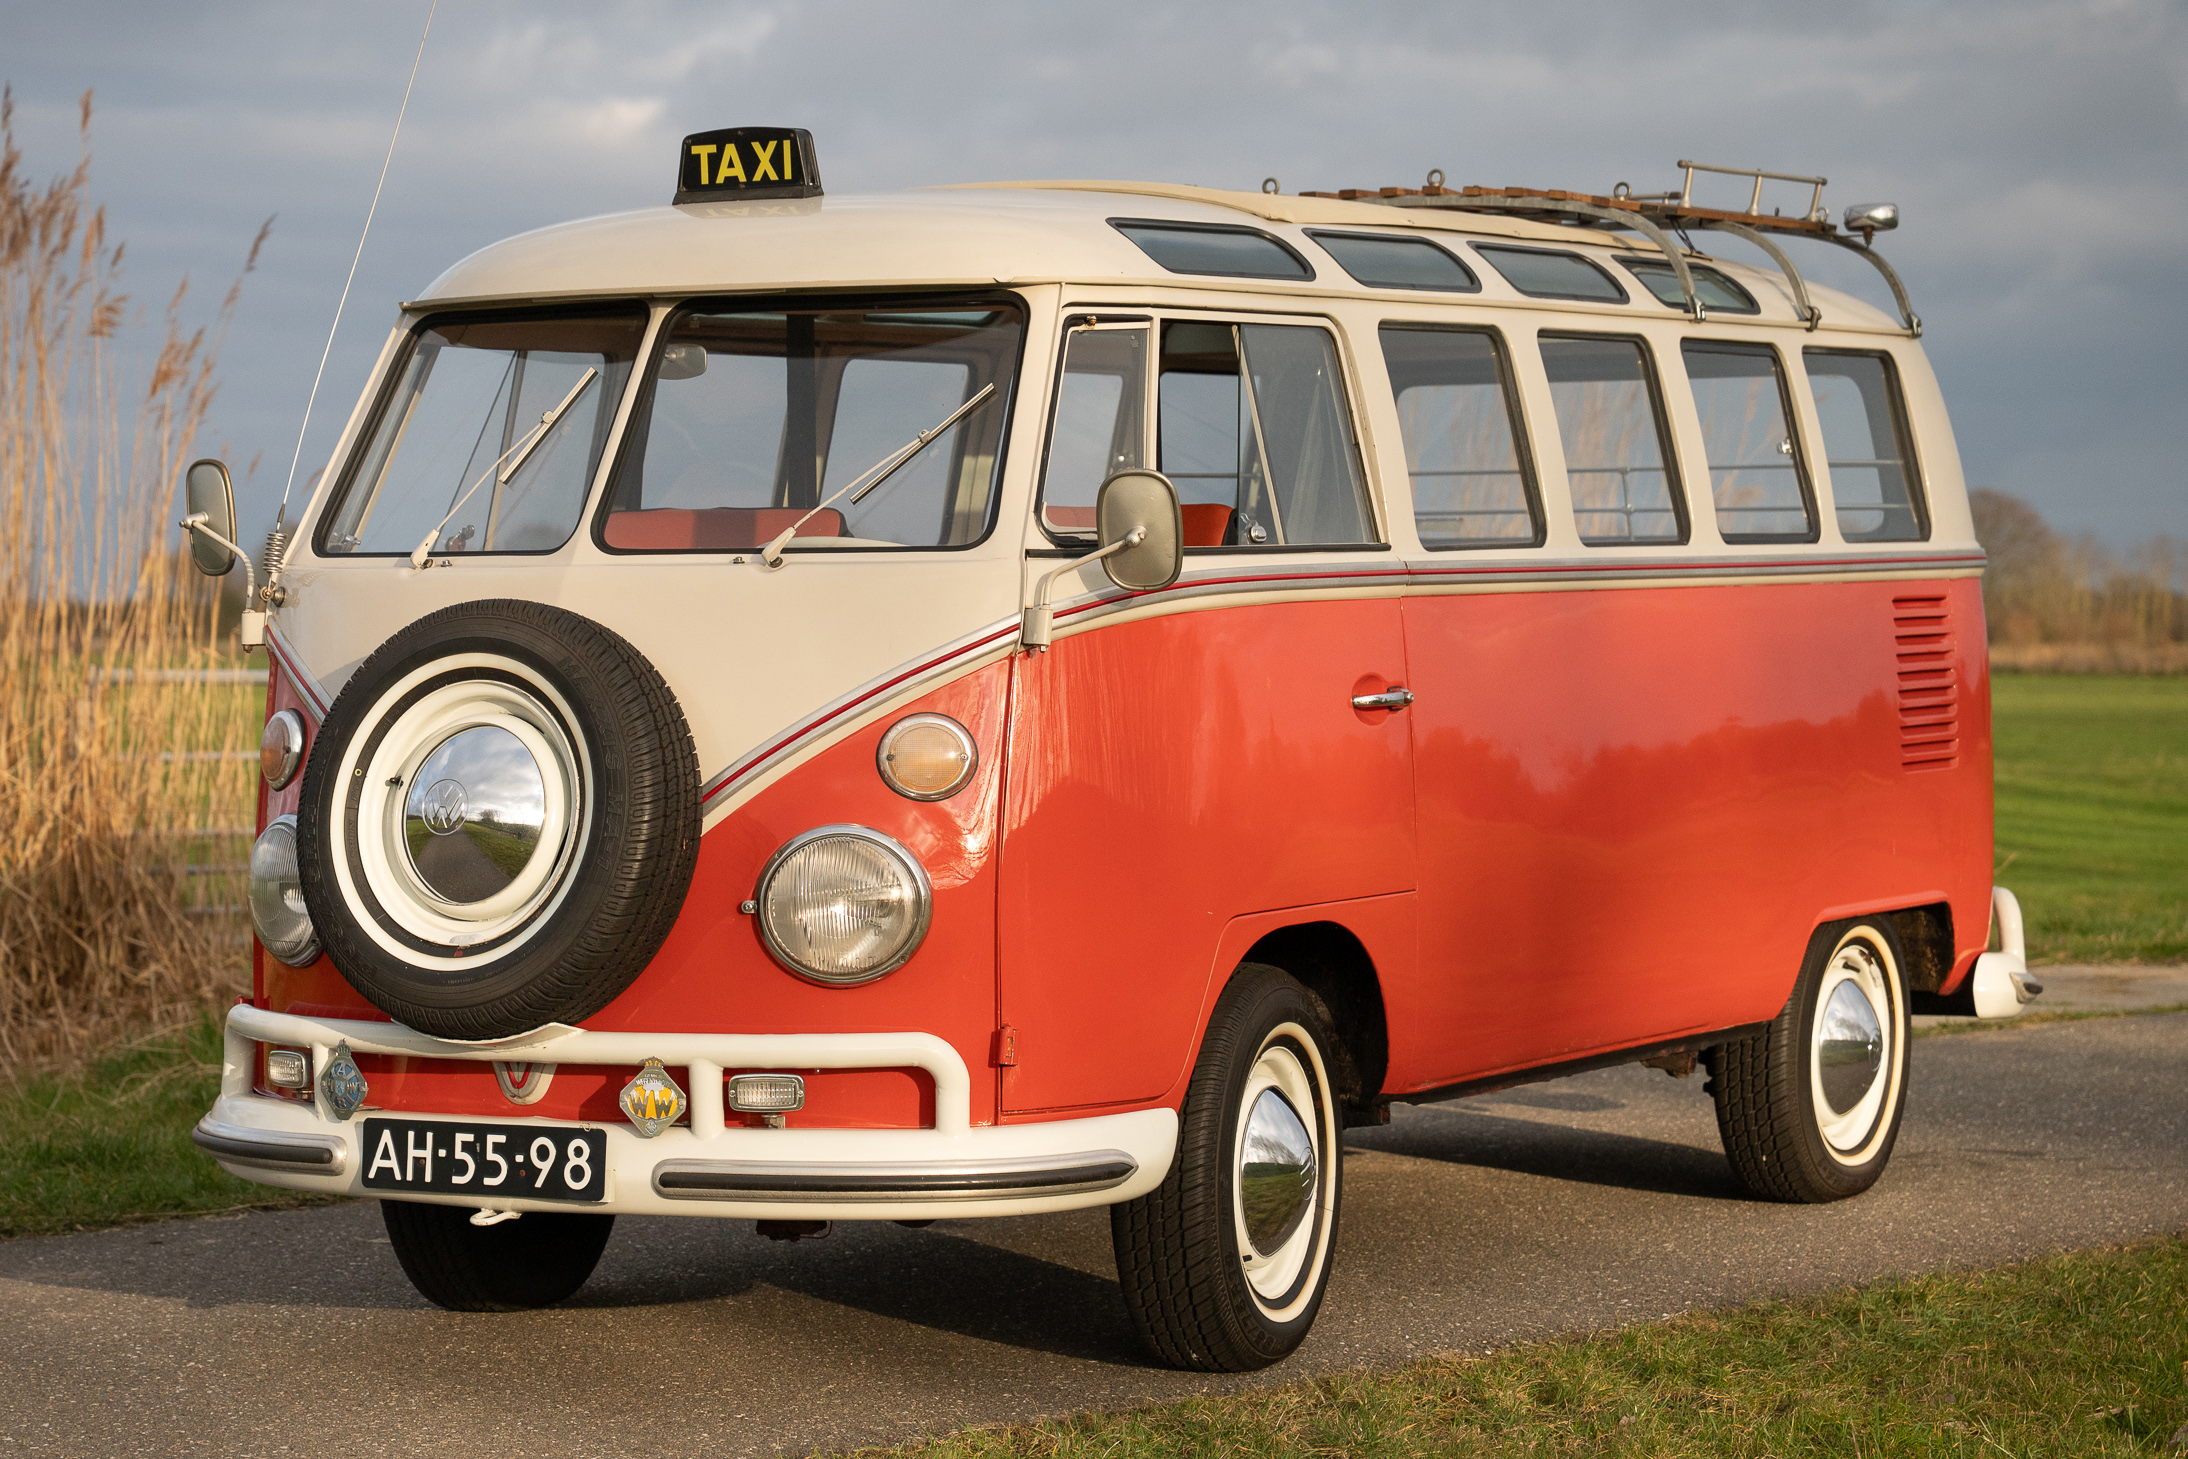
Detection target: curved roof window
<box><xmin>1619</xmin><ymin>258</ymin><xmax>1759</xmax><ymax>314</ymax></box>
<box><xmin>1474</xmin><ymin>245</ymin><xmax>1627</xmax><ymax>303</ymax></box>
<box><xmin>1309</xmin><ymin>231</ymin><xmax>1480</xmax><ymax>292</ymax></box>
<box><xmin>1110</xmin><ymin>219</ymin><xmax>1315</xmax><ymax>281</ymax></box>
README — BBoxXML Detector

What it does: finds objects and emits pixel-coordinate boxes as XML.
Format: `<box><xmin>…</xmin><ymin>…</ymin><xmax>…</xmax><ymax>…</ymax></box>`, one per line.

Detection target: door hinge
<box><xmin>994</xmin><ymin>1024</ymin><xmax>1019</xmax><ymax>1067</ymax></box>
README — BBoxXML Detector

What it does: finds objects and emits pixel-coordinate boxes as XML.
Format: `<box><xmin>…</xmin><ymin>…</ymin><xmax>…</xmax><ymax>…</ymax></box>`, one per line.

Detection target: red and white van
<box><xmin>189</xmin><ymin>131</ymin><xmax>2035</xmax><ymax>1371</ymax></box>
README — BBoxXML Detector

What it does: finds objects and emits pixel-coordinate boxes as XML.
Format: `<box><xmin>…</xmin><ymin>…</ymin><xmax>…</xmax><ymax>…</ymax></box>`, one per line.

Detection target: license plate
<box><xmin>361</xmin><ymin>1118</ymin><xmax>606</xmax><ymax>1203</ymax></box>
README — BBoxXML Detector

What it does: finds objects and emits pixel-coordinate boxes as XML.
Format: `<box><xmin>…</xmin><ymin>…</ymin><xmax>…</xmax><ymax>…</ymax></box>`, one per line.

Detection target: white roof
<box><xmin>414</xmin><ymin>181</ymin><xmax>1899</xmax><ymax>331</ymax></box>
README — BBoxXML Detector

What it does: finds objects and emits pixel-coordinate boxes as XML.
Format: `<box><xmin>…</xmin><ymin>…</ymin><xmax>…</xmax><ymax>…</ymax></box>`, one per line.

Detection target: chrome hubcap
<box><xmin>403</xmin><ymin>725</ymin><xmax>549</xmax><ymax>903</ymax></box>
<box><xmin>1808</xmin><ymin>938</ymin><xmax>1899</xmax><ymax>1159</ymax></box>
<box><xmin>1239</xmin><ymin>1086</ymin><xmax>1317</xmax><ymax>1256</ymax></box>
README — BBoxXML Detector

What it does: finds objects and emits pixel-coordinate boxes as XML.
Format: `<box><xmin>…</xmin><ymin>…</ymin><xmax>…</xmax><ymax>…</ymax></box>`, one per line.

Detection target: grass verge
<box><xmin>889</xmin><ymin>1235</ymin><xmax>2188</xmax><ymax>1458</ymax></box>
<box><xmin>0</xmin><ymin>1012</ymin><xmax>337</xmax><ymax>1238</ymax></box>
<box><xmin>1992</xmin><ymin>674</ymin><xmax>2188</xmax><ymax>963</ymax></box>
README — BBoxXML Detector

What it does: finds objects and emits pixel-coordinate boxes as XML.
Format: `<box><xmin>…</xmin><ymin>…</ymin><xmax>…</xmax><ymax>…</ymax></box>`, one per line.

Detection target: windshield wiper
<box><xmin>759</xmin><ymin>382</ymin><xmax>998</xmax><ymax>567</ymax></box>
<box><xmin>408</xmin><ymin>367</ymin><xmax>599</xmax><ymax>570</ymax></box>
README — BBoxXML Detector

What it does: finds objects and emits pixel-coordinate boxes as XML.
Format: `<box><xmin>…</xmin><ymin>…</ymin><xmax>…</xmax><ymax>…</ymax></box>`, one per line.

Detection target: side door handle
<box><xmin>1351</xmin><ymin>687</ymin><xmax>1415</xmax><ymax>711</ymax></box>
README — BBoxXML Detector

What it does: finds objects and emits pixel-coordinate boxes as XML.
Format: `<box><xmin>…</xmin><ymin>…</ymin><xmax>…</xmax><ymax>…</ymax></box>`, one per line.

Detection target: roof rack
<box><xmin>1299</xmin><ymin>161</ymin><xmax>1919</xmax><ymax>336</ymax></box>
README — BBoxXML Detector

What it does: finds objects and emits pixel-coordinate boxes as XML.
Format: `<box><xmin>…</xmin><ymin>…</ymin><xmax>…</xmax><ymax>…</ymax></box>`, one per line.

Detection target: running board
<box><xmin>1390</xmin><ymin>1023</ymin><xmax>1774</xmax><ymax>1109</ymax></box>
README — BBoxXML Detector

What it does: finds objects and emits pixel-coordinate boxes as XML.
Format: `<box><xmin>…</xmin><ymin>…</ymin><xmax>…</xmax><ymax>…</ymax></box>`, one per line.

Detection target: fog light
<box><xmin>728</xmin><ymin>1073</ymin><xmax>806</xmax><ymax>1113</ymax></box>
<box><xmin>248</xmin><ymin>813</ymin><xmax>320</xmax><ymax>966</ymax></box>
<box><xmin>264</xmin><ymin>1047</ymin><xmax>310</xmax><ymax>1090</ymax></box>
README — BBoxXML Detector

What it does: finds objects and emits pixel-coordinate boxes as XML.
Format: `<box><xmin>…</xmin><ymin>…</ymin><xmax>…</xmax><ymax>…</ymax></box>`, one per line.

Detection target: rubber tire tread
<box><xmin>1110</xmin><ymin>963</ymin><xmax>1340</xmax><ymax>1372</ymax></box>
<box><xmin>1707</xmin><ymin>918</ymin><xmax>1908</xmax><ymax>1204</ymax></box>
<box><xmin>298</xmin><ymin>600</ymin><xmax>700</xmax><ymax>1039</ymax></box>
<box><xmin>380</xmin><ymin>1199</ymin><xmax>614</xmax><ymax>1311</ymax></box>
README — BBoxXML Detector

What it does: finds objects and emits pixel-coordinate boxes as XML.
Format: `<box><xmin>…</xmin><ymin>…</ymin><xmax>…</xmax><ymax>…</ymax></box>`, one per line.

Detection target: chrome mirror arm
<box><xmin>179</xmin><ymin>512</ymin><xmax>266</xmax><ymax>647</ymax></box>
<box><xmin>1018</xmin><ymin>527</ymin><xmax>1146</xmax><ymax>654</ymax></box>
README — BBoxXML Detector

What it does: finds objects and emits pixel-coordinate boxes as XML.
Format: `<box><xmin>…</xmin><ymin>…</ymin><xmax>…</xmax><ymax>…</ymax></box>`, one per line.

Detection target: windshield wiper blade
<box><xmin>760</xmin><ymin>382</ymin><xmax>998</xmax><ymax>567</ymax></box>
<box><xmin>408</xmin><ymin>367</ymin><xmax>598</xmax><ymax>570</ymax></box>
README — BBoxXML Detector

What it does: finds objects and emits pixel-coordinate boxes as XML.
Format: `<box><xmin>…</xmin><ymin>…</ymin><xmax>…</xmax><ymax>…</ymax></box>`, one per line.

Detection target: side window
<box><xmin>1475</xmin><ymin>245</ymin><xmax>1627</xmax><ymax>303</ymax></box>
<box><xmin>1038</xmin><ymin>324</ymin><xmax>1148</xmax><ymax>537</ymax></box>
<box><xmin>1804</xmin><ymin>349</ymin><xmax>1927</xmax><ymax>542</ymax></box>
<box><xmin>1378</xmin><ymin>325</ymin><xmax>1540</xmax><ymax>547</ymax></box>
<box><xmin>1538</xmin><ymin>335</ymin><xmax>1684</xmax><ymax>545</ymax></box>
<box><xmin>1154</xmin><ymin>321</ymin><xmax>1377</xmax><ymax>547</ymax></box>
<box><xmin>1682</xmin><ymin>341</ymin><xmax>1816</xmax><ymax>543</ymax></box>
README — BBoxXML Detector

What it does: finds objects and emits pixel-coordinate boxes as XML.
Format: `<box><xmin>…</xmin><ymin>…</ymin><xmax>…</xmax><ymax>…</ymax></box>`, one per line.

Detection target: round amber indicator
<box><xmin>876</xmin><ymin>714</ymin><xmax>977</xmax><ymax>801</ymax></box>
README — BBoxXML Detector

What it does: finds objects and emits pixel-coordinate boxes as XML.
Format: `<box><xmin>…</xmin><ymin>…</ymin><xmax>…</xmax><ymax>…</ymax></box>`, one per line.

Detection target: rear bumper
<box><xmin>197</xmin><ymin>1005</ymin><xmax>1175</xmax><ymax>1220</ymax></box>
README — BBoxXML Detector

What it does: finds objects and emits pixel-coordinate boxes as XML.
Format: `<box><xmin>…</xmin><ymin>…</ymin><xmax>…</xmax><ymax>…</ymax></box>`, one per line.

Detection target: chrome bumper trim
<box><xmin>192</xmin><ymin>1116</ymin><xmax>349</xmax><ymax>1175</ymax></box>
<box><xmin>652</xmin><ymin>1151</ymin><xmax>1138</xmax><ymax>1203</ymax></box>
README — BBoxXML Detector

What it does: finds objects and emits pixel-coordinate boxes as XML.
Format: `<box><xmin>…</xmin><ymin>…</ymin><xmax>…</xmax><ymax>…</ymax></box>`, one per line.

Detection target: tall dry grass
<box><xmin>1972</xmin><ymin>489</ymin><xmax>2188</xmax><ymax>674</ymax></box>
<box><xmin>0</xmin><ymin>89</ymin><xmax>271</xmax><ymax>1067</ymax></box>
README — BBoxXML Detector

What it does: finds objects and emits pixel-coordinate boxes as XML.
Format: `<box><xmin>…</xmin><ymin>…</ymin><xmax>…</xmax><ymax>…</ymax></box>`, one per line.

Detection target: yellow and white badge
<box><xmin>618</xmin><ymin>1057</ymin><xmax>686</xmax><ymax>1138</ymax></box>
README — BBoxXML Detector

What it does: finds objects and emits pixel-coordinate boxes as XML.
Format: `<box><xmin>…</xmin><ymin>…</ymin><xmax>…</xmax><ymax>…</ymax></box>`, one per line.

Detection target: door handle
<box><xmin>1351</xmin><ymin>687</ymin><xmax>1415</xmax><ymax>711</ymax></box>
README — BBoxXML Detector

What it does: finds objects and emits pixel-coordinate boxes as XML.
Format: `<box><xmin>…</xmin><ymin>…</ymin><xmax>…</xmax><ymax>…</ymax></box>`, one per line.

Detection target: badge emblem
<box><xmin>618</xmin><ymin>1058</ymin><xmax>685</xmax><ymax>1139</ymax></box>
<box><xmin>418</xmin><ymin>779</ymin><xmax>468</xmax><ymax>835</ymax></box>
<box><xmin>319</xmin><ymin>1041</ymin><xmax>369</xmax><ymax>1121</ymax></box>
<box><xmin>493</xmin><ymin>1060</ymin><xmax>557</xmax><ymax>1105</ymax></box>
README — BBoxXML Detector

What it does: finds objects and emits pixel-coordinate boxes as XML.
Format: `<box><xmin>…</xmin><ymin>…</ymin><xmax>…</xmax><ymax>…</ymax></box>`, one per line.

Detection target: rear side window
<box><xmin>600</xmin><ymin>300</ymin><xmax>1022</xmax><ymax>552</ymax></box>
<box><xmin>1682</xmin><ymin>341</ymin><xmax>1816</xmax><ymax>543</ymax></box>
<box><xmin>1379</xmin><ymin>326</ymin><xmax>1539</xmax><ymax>547</ymax></box>
<box><xmin>1311</xmin><ymin>232</ymin><xmax>1479</xmax><ymax>292</ymax></box>
<box><xmin>1111</xmin><ymin>220</ymin><xmax>1314</xmax><ymax>281</ymax></box>
<box><xmin>1475</xmin><ymin>245</ymin><xmax>1627</xmax><ymax>303</ymax></box>
<box><xmin>1539</xmin><ymin>335</ymin><xmax>1684</xmax><ymax>545</ymax></box>
<box><xmin>1155</xmin><ymin>321</ymin><xmax>1376</xmax><ymax>547</ymax></box>
<box><xmin>1618</xmin><ymin>258</ymin><xmax>1759</xmax><ymax>315</ymax></box>
<box><xmin>1805</xmin><ymin>349</ymin><xmax>1926</xmax><ymax>542</ymax></box>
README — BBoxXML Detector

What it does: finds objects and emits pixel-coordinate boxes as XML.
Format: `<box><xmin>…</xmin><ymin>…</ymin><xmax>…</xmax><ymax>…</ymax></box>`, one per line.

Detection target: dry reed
<box><xmin>0</xmin><ymin>89</ymin><xmax>271</xmax><ymax>1067</ymax></box>
<box><xmin>1972</xmin><ymin>489</ymin><xmax>2187</xmax><ymax>669</ymax></box>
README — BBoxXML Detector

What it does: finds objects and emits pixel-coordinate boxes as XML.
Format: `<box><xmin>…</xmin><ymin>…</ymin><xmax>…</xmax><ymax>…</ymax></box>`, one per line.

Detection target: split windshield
<box><xmin>320</xmin><ymin>310</ymin><xmax>645</xmax><ymax>557</ymax></box>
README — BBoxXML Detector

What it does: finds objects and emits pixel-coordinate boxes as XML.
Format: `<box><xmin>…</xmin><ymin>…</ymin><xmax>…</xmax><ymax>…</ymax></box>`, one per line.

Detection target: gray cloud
<box><xmin>5</xmin><ymin>0</ymin><xmax>2182</xmax><ymax>549</ymax></box>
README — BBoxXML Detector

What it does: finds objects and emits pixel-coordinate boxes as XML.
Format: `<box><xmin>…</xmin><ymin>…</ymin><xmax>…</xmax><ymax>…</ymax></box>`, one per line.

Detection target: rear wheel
<box><xmin>381</xmin><ymin>1200</ymin><xmax>614</xmax><ymax>1311</ymax></box>
<box><xmin>1708</xmin><ymin>918</ymin><xmax>1911</xmax><ymax>1202</ymax></box>
<box><xmin>1110</xmin><ymin>964</ymin><xmax>1343</xmax><ymax>1371</ymax></box>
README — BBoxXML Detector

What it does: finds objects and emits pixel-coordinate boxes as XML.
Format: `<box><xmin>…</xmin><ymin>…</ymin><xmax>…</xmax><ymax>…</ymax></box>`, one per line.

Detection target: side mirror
<box><xmin>1094</xmin><ymin>470</ymin><xmax>1184</xmax><ymax>592</ymax></box>
<box><xmin>183</xmin><ymin>459</ymin><xmax>237</xmax><ymax>577</ymax></box>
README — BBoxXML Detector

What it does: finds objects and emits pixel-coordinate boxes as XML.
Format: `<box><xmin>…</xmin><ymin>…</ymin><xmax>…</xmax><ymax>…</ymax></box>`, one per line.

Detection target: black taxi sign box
<box><xmin>675</xmin><ymin>127</ymin><xmax>822</xmax><ymax>203</ymax></box>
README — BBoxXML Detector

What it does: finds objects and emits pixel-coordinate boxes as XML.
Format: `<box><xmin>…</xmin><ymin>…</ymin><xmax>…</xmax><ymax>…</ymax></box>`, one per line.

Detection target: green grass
<box><xmin>1992</xmin><ymin>674</ymin><xmax>2188</xmax><ymax>963</ymax></box>
<box><xmin>0</xmin><ymin>1013</ymin><xmax>338</xmax><ymax>1238</ymax></box>
<box><xmin>886</xmin><ymin>1236</ymin><xmax>2188</xmax><ymax>1458</ymax></box>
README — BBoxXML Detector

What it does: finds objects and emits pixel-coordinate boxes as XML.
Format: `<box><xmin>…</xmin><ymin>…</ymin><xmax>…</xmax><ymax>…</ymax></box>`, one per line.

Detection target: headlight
<box><xmin>875</xmin><ymin>713</ymin><xmax>977</xmax><ymax>800</ymax></box>
<box><xmin>260</xmin><ymin>709</ymin><xmax>305</xmax><ymax>789</ymax></box>
<box><xmin>249</xmin><ymin>813</ymin><xmax>321</xmax><ymax>966</ymax></box>
<box><xmin>754</xmin><ymin>825</ymin><xmax>931</xmax><ymax>985</ymax></box>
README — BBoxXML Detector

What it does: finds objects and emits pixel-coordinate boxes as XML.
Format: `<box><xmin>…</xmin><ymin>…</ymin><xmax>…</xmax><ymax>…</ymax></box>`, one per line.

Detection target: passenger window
<box><xmin>1311</xmin><ymin>232</ymin><xmax>1479</xmax><ymax>293</ymax></box>
<box><xmin>1039</xmin><ymin>324</ymin><xmax>1149</xmax><ymax>537</ymax></box>
<box><xmin>601</xmin><ymin>302</ymin><xmax>1022</xmax><ymax>552</ymax></box>
<box><xmin>1378</xmin><ymin>325</ymin><xmax>1539</xmax><ymax>547</ymax></box>
<box><xmin>1682</xmin><ymin>341</ymin><xmax>1816</xmax><ymax>542</ymax></box>
<box><xmin>1475</xmin><ymin>246</ymin><xmax>1627</xmax><ymax>303</ymax></box>
<box><xmin>1538</xmin><ymin>335</ymin><xmax>1683</xmax><ymax>545</ymax></box>
<box><xmin>1804</xmin><ymin>349</ymin><xmax>1926</xmax><ymax>542</ymax></box>
<box><xmin>1156</xmin><ymin>321</ymin><xmax>1376</xmax><ymax>547</ymax></box>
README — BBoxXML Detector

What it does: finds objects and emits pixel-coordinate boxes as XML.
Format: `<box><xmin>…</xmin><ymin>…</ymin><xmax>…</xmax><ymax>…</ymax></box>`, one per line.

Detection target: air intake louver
<box><xmin>1892</xmin><ymin>594</ymin><xmax>1958</xmax><ymax>770</ymax></box>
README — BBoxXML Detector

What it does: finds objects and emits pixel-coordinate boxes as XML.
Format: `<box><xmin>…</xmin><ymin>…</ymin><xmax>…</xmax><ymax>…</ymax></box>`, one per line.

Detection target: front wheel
<box><xmin>381</xmin><ymin>1200</ymin><xmax>614</xmax><ymax>1311</ymax></box>
<box><xmin>1110</xmin><ymin>964</ymin><xmax>1344</xmax><ymax>1371</ymax></box>
<box><xmin>1708</xmin><ymin>918</ymin><xmax>1911</xmax><ymax>1203</ymax></box>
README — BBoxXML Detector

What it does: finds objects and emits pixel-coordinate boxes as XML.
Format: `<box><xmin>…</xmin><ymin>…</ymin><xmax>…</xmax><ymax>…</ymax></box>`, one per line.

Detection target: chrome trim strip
<box><xmin>192</xmin><ymin>1116</ymin><xmax>348</xmax><ymax>1174</ymax></box>
<box><xmin>652</xmin><ymin>1151</ymin><xmax>1138</xmax><ymax>1202</ymax></box>
<box><xmin>264</xmin><ymin>620</ymin><xmax>332</xmax><ymax>718</ymax></box>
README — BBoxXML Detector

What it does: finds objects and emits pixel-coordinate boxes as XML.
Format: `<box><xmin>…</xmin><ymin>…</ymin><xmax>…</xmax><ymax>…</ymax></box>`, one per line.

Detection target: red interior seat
<box><xmin>602</xmin><ymin>507</ymin><xmax>845</xmax><ymax>551</ymax></box>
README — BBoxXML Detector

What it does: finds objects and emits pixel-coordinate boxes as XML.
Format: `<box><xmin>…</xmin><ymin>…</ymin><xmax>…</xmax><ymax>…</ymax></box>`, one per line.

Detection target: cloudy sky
<box><xmin>7</xmin><ymin>0</ymin><xmax>2184</xmax><ymax>552</ymax></box>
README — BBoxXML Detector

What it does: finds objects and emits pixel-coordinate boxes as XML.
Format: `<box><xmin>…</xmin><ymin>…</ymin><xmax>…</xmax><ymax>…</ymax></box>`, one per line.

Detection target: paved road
<box><xmin>4</xmin><ymin>1012</ymin><xmax>2185</xmax><ymax>1458</ymax></box>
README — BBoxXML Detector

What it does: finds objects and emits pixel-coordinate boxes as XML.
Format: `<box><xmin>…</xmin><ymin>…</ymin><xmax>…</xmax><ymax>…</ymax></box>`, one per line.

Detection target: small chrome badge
<box><xmin>493</xmin><ymin>1060</ymin><xmax>557</xmax><ymax>1106</ymax></box>
<box><xmin>418</xmin><ymin>778</ymin><xmax>468</xmax><ymax>835</ymax></box>
<box><xmin>618</xmin><ymin>1058</ymin><xmax>685</xmax><ymax>1138</ymax></box>
<box><xmin>319</xmin><ymin>1041</ymin><xmax>369</xmax><ymax>1121</ymax></box>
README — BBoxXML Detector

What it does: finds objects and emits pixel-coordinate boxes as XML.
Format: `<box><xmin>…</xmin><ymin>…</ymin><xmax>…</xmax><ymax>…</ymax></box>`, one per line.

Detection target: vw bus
<box><xmin>187</xmin><ymin>130</ymin><xmax>2035</xmax><ymax>1372</ymax></box>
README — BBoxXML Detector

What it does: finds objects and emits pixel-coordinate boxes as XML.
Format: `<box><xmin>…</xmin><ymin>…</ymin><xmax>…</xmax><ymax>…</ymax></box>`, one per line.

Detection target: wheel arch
<box><xmin>1237</xmin><ymin>920</ymin><xmax>1389</xmax><ymax>1121</ymax></box>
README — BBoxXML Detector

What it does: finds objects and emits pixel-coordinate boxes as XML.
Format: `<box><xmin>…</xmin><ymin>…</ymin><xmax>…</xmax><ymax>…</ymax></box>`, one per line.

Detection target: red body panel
<box><xmin>996</xmin><ymin>597</ymin><xmax>1416</xmax><ymax>1113</ymax></box>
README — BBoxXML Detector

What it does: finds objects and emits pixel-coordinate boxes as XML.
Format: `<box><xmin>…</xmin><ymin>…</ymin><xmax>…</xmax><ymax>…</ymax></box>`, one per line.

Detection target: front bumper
<box><xmin>196</xmin><ymin>1005</ymin><xmax>1176</xmax><ymax>1221</ymax></box>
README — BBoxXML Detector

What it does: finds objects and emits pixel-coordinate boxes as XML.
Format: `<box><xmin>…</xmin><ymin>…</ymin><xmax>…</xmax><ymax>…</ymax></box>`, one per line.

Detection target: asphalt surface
<box><xmin>4</xmin><ymin>1008</ymin><xmax>2185</xmax><ymax>1458</ymax></box>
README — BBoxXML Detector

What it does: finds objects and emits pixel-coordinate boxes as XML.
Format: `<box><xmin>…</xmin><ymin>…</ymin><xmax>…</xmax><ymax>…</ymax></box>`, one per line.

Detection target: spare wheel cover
<box><xmin>297</xmin><ymin>600</ymin><xmax>699</xmax><ymax>1040</ymax></box>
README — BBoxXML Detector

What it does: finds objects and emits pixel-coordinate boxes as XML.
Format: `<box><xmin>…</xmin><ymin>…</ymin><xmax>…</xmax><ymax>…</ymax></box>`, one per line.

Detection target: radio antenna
<box><xmin>274</xmin><ymin>0</ymin><xmax>438</xmax><ymax>531</ymax></box>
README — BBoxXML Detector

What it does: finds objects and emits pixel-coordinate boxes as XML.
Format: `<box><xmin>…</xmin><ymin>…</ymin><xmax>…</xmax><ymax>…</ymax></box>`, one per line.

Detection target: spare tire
<box><xmin>297</xmin><ymin>600</ymin><xmax>699</xmax><ymax>1039</ymax></box>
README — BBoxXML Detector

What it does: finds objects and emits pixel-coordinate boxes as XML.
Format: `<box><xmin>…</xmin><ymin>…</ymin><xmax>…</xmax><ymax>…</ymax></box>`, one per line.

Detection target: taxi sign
<box><xmin>675</xmin><ymin>126</ymin><xmax>822</xmax><ymax>203</ymax></box>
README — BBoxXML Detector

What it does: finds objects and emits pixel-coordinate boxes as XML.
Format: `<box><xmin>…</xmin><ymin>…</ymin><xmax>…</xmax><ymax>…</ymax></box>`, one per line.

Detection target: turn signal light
<box><xmin>876</xmin><ymin>713</ymin><xmax>977</xmax><ymax>800</ymax></box>
<box><xmin>727</xmin><ymin>1073</ymin><xmax>806</xmax><ymax>1113</ymax></box>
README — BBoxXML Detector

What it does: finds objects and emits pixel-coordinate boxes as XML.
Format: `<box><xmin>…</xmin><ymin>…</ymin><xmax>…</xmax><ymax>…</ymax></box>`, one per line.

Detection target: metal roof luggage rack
<box><xmin>1300</xmin><ymin>160</ymin><xmax>1919</xmax><ymax>336</ymax></box>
